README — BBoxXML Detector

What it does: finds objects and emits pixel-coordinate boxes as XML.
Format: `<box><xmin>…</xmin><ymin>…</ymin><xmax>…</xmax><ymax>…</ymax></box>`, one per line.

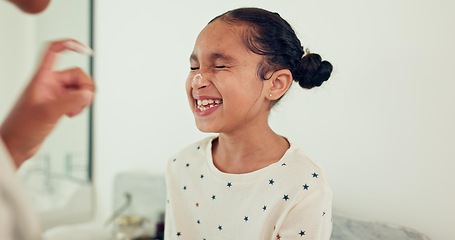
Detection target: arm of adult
<box><xmin>0</xmin><ymin>39</ymin><xmax>95</xmax><ymax>168</ymax></box>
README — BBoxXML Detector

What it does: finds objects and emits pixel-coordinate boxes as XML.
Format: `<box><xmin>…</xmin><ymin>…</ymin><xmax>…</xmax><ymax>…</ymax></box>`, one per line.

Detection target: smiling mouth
<box><xmin>196</xmin><ymin>99</ymin><xmax>223</xmax><ymax>112</ymax></box>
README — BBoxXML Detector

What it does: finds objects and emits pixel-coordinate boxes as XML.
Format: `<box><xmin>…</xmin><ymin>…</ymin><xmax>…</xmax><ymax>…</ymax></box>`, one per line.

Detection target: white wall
<box><xmin>93</xmin><ymin>1</ymin><xmax>455</xmax><ymax>239</ymax></box>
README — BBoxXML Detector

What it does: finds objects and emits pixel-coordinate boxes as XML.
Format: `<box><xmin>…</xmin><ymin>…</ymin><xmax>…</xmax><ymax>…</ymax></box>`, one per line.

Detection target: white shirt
<box><xmin>165</xmin><ymin>136</ymin><xmax>332</xmax><ymax>240</ymax></box>
<box><xmin>0</xmin><ymin>139</ymin><xmax>41</xmax><ymax>240</ymax></box>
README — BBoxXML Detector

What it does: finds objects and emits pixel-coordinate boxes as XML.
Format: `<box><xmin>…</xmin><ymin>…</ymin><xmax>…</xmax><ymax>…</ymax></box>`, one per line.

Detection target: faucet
<box><xmin>104</xmin><ymin>192</ymin><xmax>132</xmax><ymax>227</ymax></box>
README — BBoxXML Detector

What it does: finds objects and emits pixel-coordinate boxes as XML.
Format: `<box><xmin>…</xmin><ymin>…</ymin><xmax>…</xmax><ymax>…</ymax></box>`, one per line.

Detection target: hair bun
<box><xmin>295</xmin><ymin>53</ymin><xmax>333</xmax><ymax>89</ymax></box>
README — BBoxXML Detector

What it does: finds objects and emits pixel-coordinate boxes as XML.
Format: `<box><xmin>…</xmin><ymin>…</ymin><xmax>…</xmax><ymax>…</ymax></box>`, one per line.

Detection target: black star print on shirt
<box><xmin>283</xmin><ymin>195</ymin><xmax>290</xmax><ymax>201</ymax></box>
<box><xmin>269</xmin><ymin>179</ymin><xmax>275</xmax><ymax>185</ymax></box>
<box><xmin>227</xmin><ymin>182</ymin><xmax>232</xmax><ymax>187</ymax></box>
<box><xmin>312</xmin><ymin>172</ymin><xmax>319</xmax><ymax>178</ymax></box>
<box><xmin>299</xmin><ymin>230</ymin><xmax>306</xmax><ymax>236</ymax></box>
<box><xmin>244</xmin><ymin>216</ymin><xmax>249</xmax><ymax>222</ymax></box>
<box><xmin>303</xmin><ymin>184</ymin><xmax>309</xmax><ymax>190</ymax></box>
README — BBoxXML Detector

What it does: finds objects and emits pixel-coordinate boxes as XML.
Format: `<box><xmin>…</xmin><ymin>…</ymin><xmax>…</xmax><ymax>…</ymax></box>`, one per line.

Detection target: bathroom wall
<box><xmin>93</xmin><ymin>1</ymin><xmax>455</xmax><ymax>239</ymax></box>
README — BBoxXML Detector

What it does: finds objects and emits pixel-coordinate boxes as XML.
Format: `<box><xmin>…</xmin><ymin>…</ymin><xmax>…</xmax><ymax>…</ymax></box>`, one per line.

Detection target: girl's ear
<box><xmin>266</xmin><ymin>69</ymin><xmax>293</xmax><ymax>100</ymax></box>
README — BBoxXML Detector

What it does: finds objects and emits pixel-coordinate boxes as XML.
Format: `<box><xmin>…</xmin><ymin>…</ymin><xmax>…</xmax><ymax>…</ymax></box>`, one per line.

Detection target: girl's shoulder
<box><xmin>276</xmin><ymin>141</ymin><xmax>331</xmax><ymax>188</ymax></box>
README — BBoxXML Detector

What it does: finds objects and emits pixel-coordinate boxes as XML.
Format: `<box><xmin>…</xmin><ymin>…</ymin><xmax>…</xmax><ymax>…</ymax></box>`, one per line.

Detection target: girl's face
<box><xmin>186</xmin><ymin>20</ymin><xmax>271</xmax><ymax>134</ymax></box>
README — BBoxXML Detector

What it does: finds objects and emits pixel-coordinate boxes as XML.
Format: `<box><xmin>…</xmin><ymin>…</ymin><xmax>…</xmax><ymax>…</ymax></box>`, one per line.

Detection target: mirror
<box><xmin>0</xmin><ymin>0</ymin><xmax>93</xmax><ymax>229</ymax></box>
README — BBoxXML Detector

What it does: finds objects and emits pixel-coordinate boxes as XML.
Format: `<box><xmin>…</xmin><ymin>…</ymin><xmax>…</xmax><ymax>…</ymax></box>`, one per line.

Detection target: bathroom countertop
<box><xmin>331</xmin><ymin>214</ymin><xmax>430</xmax><ymax>240</ymax></box>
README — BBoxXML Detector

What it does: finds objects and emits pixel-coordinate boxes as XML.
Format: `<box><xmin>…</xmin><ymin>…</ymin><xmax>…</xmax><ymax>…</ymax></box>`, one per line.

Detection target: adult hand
<box><xmin>0</xmin><ymin>39</ymin><xmax>95</xmax><ymax>167</ymax></box>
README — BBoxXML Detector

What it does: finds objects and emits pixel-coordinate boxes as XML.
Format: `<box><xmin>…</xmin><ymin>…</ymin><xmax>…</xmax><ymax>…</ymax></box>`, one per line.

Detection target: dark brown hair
<box><xmin>210</xmin><ymin>7</ymin><xmax>333</xmax><ymax>90</ymax></box>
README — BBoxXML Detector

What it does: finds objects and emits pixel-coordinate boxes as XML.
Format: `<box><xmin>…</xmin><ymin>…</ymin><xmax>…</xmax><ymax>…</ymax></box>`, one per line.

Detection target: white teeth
<box><xmin>196</xmin><ymin>98</ymin><xmax>222</xmax><ymax>111</ymax></box>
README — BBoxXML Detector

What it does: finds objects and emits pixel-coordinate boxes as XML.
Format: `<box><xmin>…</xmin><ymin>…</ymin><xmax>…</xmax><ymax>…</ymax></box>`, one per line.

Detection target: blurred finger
<box><xmin>66</xmin><ymin>106</ymin><xmax>85</xmax><ymax>118</ymax></box>
<box><xmin>45</xmin><ymin>90</ymin><xmax>94</xmax><ymax>120</ymax></box>
<box><xmin>54</xmin><ymin>68</ymin><xmax>96</xmax><ymax>92</ymax></box>
<box><xmin>63</xmin><ymin>41</ymin><xmax>94</xmax><ymax>55</ymax></box>
<box><xmin>39</xmin><ymin>39</ymin><xmax>93</xmax><ymax>71</ymax></box>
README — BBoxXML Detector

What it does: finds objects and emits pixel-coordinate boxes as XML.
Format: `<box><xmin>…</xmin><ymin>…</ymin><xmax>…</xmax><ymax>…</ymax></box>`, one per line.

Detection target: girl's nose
<box><xmin>191</xmin><ymin>73</ymin><xmax>209</xmax><ymax>89</ymax></box>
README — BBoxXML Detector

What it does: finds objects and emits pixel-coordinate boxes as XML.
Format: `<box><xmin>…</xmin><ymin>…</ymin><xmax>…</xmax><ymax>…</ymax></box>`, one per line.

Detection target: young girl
<box><xmin>165</xmin><ymin>7</ymin><xmax>333</xmax><ymax>240</ymax></box>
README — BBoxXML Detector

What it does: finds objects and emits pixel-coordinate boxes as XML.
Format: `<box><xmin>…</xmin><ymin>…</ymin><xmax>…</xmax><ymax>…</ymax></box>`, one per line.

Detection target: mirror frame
<box><xmin>88</xmin><ymin>0</ymin><xmax>94</xmax><ymax>181</ymax></box>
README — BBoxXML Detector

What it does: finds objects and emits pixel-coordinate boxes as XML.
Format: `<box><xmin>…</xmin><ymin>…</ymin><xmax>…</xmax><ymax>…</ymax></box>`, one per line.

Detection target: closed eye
<box><xmin>190</xmin><ymin>67</ymin><xmax>199</xmax><ymax>71</ymax></box>
<box><xmin>215</xmin><ymin>65</ymin><xmax>226</xmax><ymax>69</ymax></box>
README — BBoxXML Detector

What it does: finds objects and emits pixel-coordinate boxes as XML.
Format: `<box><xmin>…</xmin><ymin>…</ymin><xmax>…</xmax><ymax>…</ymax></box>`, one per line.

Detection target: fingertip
<box><xmin>80</xmin><ymin>90</ymin><xmax>95</xmax><ymax>104</ymax></box>
<box><xmin>61</xmin><ymin>90</ymin><xmax>94</xmax><ymax>117</ymax></box>
<box><xmin>65</xmin><ymin>107</ymin><xmax>83</xmax><ymax>118</ymax></box>
<box><xmin>65</xmin><ymin>112</ymin><xmax>75</xmax><ymax>118</ymax></box>
<box><xmin>63</xmin><ymin>40</ymin><xmax>94</xmax><ymax>56</ymax></box>
<box><xmin>39</xmin><ymin>39</ymin><xmax>92</xmax><ymax>70</ymax></box>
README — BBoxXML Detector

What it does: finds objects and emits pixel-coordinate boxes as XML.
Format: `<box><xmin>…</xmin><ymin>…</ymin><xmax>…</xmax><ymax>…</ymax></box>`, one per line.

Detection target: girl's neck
<box><xmin>212</xmin><ymin>127</ymin><xmax>290</xmax><ymax>174</ymax></box>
